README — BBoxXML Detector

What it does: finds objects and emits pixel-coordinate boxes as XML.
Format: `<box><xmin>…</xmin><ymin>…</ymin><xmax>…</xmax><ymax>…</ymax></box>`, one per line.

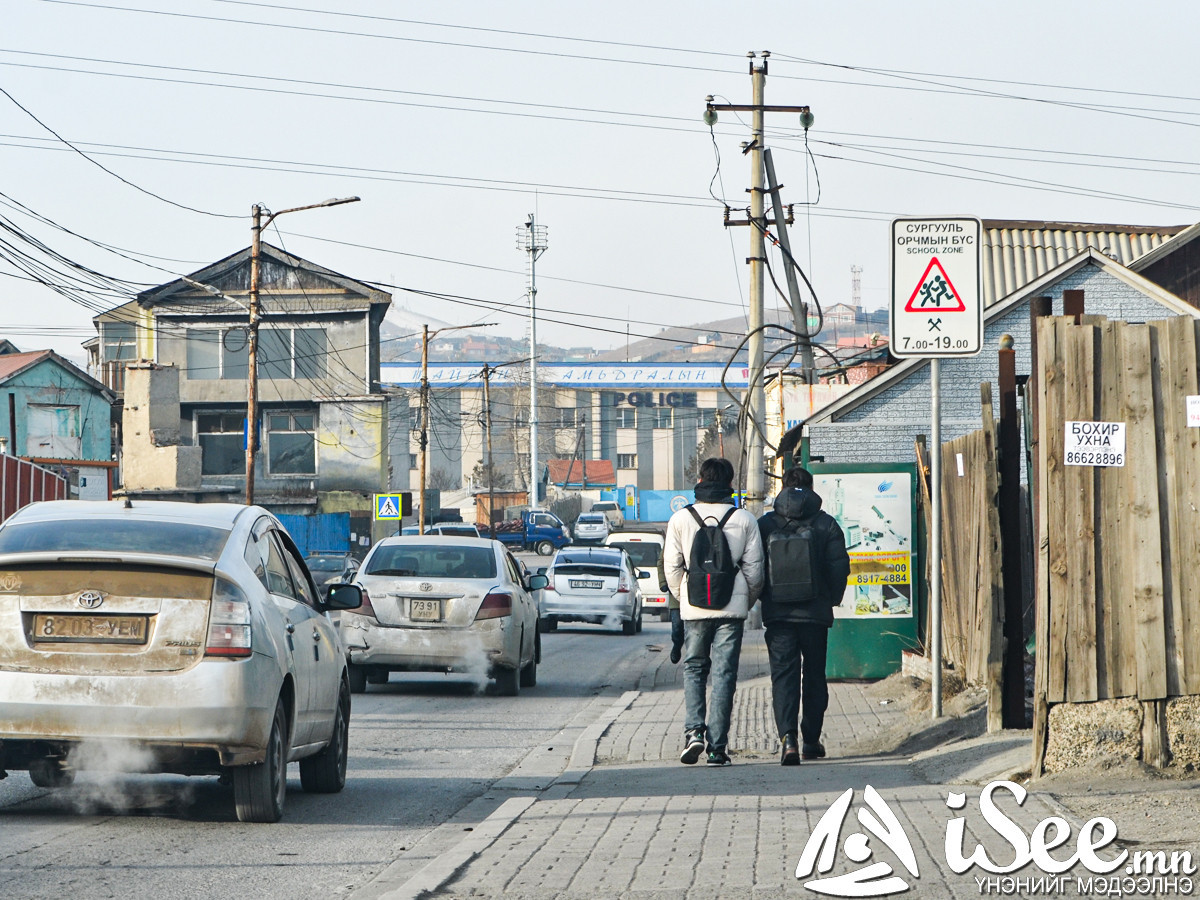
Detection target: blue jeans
<box><xmin>682</xmin><ymin>618</ymin><xmax>745</xmax><ymax>754</ymax></box>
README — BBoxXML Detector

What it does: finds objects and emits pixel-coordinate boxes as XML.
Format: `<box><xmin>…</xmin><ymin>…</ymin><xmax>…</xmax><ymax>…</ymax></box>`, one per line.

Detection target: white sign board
<box><xmin>1187</xmin><ymin>395</ymin><xmax>1200</xmax><ymax>428</ymax></box>
<box><xmin>1064</xmin><ymin>421</ymin><xmax>1126</xmax><ymax>467</ymax></box>
<box><xmin>890</xmin><ymin>217</ymin><xmax>982</xmax><ymax>358</ymax></box>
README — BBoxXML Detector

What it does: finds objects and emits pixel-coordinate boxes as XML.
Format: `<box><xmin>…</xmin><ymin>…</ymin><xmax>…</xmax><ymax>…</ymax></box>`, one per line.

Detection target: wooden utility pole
<box><xmin>419</xmin><ymin>324</ymin><xmax>429</xmax><ymax>535</ymax></box>
<box><xmin>246</xmin><ymin>204</ymin><xmax>263</xmax><ymax>506</ymax></box>
<box><xmin>482</xmin><ymin>362</ymin><xmax>495</xmax><ymax>539</ymax></box>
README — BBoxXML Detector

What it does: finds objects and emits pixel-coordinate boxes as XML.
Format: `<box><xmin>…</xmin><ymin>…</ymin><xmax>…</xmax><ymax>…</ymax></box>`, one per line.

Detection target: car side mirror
<box><xmin>637</xmin><ymin>571</ymin><xmax>650</xmax><ymax>579</ymax></box>
<box><xmin>527</xmin><ymin>574</ymin><xmax>549</xmax><ymax>591</ymax></box>
<box><xmin>324</xmin><ymin>583</ymin><xmax>363</xmax><ymax>610</ymax></box>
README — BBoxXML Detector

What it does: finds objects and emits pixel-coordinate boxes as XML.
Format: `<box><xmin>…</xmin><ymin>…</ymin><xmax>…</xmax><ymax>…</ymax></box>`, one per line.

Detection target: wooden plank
<box><xmin>1118</xmin><ymin>324</ymin><xmax>1169</xmax><ymax>701</ymax></box>
<box><xmin>1032</xmin><ymin>315</ymin><xmax>1058</xmax><ymax>776</ymax></box>
<box><xmin>1062</xmin><ymin>324</ymin><xmax>1099</xmax><ymax>702</ymax></box>
<box><xmin>941</xmin><ymin>433</ymin><xmax>971</xmax><ymax>675</ymax></box>
<box><xmin>1097</xmin><ymin>321</ymin><xmax>1130</xmax><ymax>699</ymax></box>
<box><xmin>1044</xmin><ymin>318</ymin><xmax>1071</xmax><ymax>703</ymax></box>
<box><xmin>1156</xmin><ymin>316</ymin><xmax>1200</xmax><ymax>695</ymax></box>
<box><xmin>980</xmin><ymin>384</ymin><xmax>1005</xmax><ymax>733</ymax></box>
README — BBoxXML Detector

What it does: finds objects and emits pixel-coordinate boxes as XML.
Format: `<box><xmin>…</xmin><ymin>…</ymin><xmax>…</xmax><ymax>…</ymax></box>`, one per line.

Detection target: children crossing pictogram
<box><xmin>904</xmin><ymin>257</ymin><xmax>965</xmax><ymax>313</ymax></box>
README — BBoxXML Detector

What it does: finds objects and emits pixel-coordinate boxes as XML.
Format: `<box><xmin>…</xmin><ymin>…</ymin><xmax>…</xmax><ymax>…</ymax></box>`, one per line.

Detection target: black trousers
<box><xmin>764</xmin><ymin>621</ymin><xmax>830</xmax><ymax>745</ymax></box>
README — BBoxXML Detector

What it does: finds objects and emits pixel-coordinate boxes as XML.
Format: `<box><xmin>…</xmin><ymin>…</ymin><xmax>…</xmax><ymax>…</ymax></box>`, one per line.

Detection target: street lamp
<box><xmin>245</xmin><ymin>196</ymin><xmax>359</xmax><ymax>505</ymax></box>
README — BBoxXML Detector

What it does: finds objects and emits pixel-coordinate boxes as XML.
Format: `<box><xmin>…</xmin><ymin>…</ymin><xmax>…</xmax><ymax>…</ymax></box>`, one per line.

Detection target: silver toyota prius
<box><xmin>0</xmin><ymin>500</ymin><xmax>362</xmax><ymax>823</ymax></box>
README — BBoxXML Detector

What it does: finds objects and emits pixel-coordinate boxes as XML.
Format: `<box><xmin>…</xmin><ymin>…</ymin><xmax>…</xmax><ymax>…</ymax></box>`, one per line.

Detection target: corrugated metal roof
<box><xmin>981</xmin><ymin>219</ymin><xmax>1189</xmax><ymax>307</ymax></box>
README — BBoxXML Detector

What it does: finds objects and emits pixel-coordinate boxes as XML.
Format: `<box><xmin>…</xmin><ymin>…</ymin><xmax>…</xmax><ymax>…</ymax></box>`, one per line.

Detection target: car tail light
<box><xmin>617</xmin><ymin>577</ymin><xmax>631</xmax><ymax>594</ymax></box>
<box><xmin>206</xmin><ymin>580</ymin><xmax>252</xmax><ymax>658</ymax></box>
<box><xmin>545</xmin><ymin>571</ymin><xmax>555</xmax><ymax>592</ymax></box>
<box><xmin>356</xmin><ymin>587</ymin><xmax>378</xmax><ymax>620</ymax></box>
<box><xmin>475</xmin><ymin>591</ymin><xmax>512</xmax><ymax>620</ymax></box>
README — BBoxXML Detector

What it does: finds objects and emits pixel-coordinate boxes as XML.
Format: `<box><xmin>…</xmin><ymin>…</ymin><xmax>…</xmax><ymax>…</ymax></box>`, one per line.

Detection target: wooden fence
<box><xmin>1033</xmin><ymin>314</ymin><xmax>1200</xmax><ymax>771</ymax></box>
<box><xmin>0</xmin><ymin>455</ymin><xmax>68</xmax><ymax>523</ymax></box>
<box><xmin>917</xmin><ymin>384</ymin><xmax>1005</xmax><ymax>731</ymax></box>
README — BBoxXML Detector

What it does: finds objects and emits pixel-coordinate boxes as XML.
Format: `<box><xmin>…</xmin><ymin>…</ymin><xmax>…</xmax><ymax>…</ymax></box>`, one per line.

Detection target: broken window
<box><xmin>267</xmin><ymin>412</ymin><xmax>315</xmax><ymax>475</ymax></box>
<box><xmin>197</xmin><ymin>412</ymin><xmax>244</xmax><ymax>475</ymax></box>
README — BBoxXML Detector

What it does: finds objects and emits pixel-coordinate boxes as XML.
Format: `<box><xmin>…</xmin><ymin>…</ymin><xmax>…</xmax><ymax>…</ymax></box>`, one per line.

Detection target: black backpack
<box><xmin>684</xmin><ymin>506</ymin><xmax>740</xmax><ymax>610</ymax></box>
<box><xmin>766</xmin><ymin>516</ymin><xmax>818</xmax><ymax>604</ymax></box>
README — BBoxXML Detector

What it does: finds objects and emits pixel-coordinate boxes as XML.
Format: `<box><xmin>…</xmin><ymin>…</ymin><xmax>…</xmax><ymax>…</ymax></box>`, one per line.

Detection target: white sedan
<box><xmin>538</xmin><ymin>546</ymin><xmax>645</xmax><ymax>635</ymax></box>
<box><xmin>0</xmin><ymin>500</ymin><xmax>363</xmax><ymax>823</ymax></box>
<box><xmin>340</xmin><ymin>536</ymin><xmax>545</xmax><ymax>696</ymax></box>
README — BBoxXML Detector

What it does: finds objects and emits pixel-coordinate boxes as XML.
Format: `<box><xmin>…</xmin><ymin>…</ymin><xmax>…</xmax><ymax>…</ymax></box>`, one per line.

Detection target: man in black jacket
<box><xmin>757</xmin><ymin>466</ymin><xmax>851</xmax><ymax>765</ymax></box>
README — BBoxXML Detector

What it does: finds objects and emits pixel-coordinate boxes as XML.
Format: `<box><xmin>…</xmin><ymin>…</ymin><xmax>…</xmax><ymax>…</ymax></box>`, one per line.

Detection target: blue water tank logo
<box><xmin>877</xmin><ymin>480</ymin><xmax>893</xmax><ymax>493</ymax></box>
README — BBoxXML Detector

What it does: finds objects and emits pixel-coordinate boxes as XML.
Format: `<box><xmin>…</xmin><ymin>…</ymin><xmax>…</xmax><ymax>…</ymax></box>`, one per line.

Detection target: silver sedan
<box><xmin>0</xmin><ymin>500</ymin><xmax>362</xmax><ymax>823</ymax></box>
<box><xmin>340</xmin><ymin>536</ymin><xmax>546</xmax><ymax>696</ymax></box>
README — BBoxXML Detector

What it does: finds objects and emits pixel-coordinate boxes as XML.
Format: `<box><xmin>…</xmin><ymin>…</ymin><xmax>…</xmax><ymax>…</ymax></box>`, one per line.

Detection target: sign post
<box><xmin>890</xmin><ymin>217</ymin><xmax>982</xmax><ymax>719</ymax></box>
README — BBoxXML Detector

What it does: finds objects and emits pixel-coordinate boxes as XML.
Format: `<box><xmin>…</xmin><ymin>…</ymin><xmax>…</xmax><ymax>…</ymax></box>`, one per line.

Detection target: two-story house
<box><xmin>87</xmin><ymin>243</ymin><xmax>392</xmax><ymax>514</ymax></box>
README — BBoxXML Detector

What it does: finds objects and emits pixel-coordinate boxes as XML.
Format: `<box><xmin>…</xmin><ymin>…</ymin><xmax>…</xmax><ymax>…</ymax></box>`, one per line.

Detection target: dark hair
<box><xmin>781</xmin><ymin>466</ymin><xmax>813</xmax><ymax>490</ymax></box>
<box><xmin>698</xmin><ymin>457</ymin><xmax>735</xmax><ymax>486</ymax></box>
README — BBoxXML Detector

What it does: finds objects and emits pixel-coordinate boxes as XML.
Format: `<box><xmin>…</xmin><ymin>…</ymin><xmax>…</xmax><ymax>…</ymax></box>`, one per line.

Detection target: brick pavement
<box><xmin>394</xmin><ymin>628</ymin><xmax>1128</xmax><ymax>899</ymax></box>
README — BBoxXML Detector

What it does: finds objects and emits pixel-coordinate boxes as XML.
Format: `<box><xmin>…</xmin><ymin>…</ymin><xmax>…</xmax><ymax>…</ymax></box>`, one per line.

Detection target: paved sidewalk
<box><xmin>383</xmin><ymin>629</ymin><xmax>1124</xmax><ymax>899</ymax></box>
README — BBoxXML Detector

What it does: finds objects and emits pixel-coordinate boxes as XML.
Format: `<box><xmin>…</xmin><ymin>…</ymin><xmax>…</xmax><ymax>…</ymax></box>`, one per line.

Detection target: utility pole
<box><xmin>516</xmin><ymin>215</ymin><xmax>548</xmax><ymax>509</ymax></box>
<box><xmin>245</xmin><ymin>196</ymin><xmax>359</xmax><ymax>506</ymax></box>
<box><xmin>705</xmin><ymin>54</ymin><xmax>812</xmax><ymax>515</ymax></box>
<box><xmin>482</xmin><ymin>362</ymin><xmax>495</xmax><ymax>539</ymax></box>
<box><xmin>419</xmin><ymin>324</ymin><xmax>430</xmax><ymax>535</ymax></box>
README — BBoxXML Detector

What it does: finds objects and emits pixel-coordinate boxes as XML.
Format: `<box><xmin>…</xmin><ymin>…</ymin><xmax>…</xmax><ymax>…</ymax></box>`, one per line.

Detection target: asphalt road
<box><xmin>0</xmin><ymin>578</ymin><xmax>668</xmax><ymax>900</ymax></box>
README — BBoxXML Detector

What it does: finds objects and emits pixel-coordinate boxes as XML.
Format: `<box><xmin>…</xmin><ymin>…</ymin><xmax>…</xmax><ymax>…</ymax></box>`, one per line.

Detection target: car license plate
<box><xmin>32</xmin><ymin>614</ymin><xmax>149</xmax><ymax>644</ymax></box>
<box><xmin>410</xmin><ymin>599</ymin><xmax>442</xmax><ymax>621</ymax></box>
<box><xmin>570</xmin><ymin>579</ymin><xmax>603</xmax><ymax>590</ymax></box>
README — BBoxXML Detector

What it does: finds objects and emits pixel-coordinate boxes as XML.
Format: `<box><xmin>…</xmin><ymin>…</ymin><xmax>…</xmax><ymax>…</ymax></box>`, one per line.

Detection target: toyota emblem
<box><xmin>77</xmin><ymin>591</ymin><xmax>105</xmax><ymax>610</ymax></box>
<box><xmin>419</xmin><ymin>582</ymin><xmax>433</xmax><ymax>592</ymax></box>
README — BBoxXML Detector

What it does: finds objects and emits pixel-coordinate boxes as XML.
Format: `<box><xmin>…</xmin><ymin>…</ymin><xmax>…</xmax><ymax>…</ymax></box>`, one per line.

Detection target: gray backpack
<box><xmin>766</xmin><ymin>517</ymin><xmax>817</xmax><ymax>604</ymax></box>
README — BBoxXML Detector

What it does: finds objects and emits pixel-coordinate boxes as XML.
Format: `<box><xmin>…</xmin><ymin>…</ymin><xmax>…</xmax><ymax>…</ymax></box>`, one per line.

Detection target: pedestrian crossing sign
<box><xmin>374</xmin><ymin>492</ymin><xmax>411</xmax><ymax>520</ymax></box>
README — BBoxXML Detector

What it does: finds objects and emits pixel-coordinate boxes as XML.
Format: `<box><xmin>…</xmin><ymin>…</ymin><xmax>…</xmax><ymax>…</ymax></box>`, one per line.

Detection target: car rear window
<box><xmin>554</xmin><ymin>563</ymin><xmax>622</xmax><ymax>578</ymax></box>
<box><xmin>306</xmin><ymin>556</ymin><xmax>347</xmax><ymax>572</ymax></box>
<box><xmin>577</xmin><ymin>515</ymin><xmax>605</xmax><ymax>524</ymax></box>
<box><xmin>0</xmin><ymin>519</ymin><xmax>230</xmax><ymax>560</ymax></box>
<box><xmin>607</xmin><ymin>541</ymin><xmax>661</xmax><ymax>567</ymax></box>
<box><xmin>365</xmin><ymin>544</ymin><xmax>497</xmax><ymax>578</ymax></box>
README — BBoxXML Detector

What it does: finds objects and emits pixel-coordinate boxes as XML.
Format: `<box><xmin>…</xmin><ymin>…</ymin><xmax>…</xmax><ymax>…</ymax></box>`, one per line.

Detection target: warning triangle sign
<box><xmin>904</xmin><ymin>257</ymin><xmax>966</xmax><ymax>312</ymax></box>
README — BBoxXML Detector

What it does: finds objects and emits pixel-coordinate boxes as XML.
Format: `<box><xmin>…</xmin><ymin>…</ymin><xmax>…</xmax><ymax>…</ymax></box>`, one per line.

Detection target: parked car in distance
<box><xmin>604</xmin><ymin>530</ymin><xmax>669</xmax><ymax>620</ymax></box>
<box><xmin>589</xmin><ymin>501</ymin><xmax>625</xmax><ymax>529</ymax></box>
<box><xmin>0</xmin><ymin>500</ymin><xmax>363</xmax><ymax>823</ymax></box>
<box><xmin>573</xmin><ymin>512</ymin><xmax>610</xmax><ymax>544</ymax></box>
<box><xmin>305</xmin><ymin>552</ymin><xmax>360</xmax><ymax>598</ymax></box>
<box><xmin>400</xmin><ymin>523</ymin><xmax>483</xmax><ymax>537</ymax></box>
<box><xmin>339</xmin><ymin>536</ymin><xmax>545</xmax><ymax>696</ymax></box>
<box><xmin>538</xmin><ymin>546</ymin><xmax>644</xmax><ymax>635</ymax></box>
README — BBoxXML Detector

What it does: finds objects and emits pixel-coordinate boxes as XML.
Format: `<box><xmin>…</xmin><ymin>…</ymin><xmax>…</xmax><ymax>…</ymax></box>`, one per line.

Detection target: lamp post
<box><xmin>244</xmin><ymin>196</ymin><xmax>359</xmax><ymax>506</ymax></box>
<box><xmin>516</xmin><ymin>215</ymin><xmax>548</xmax><ymax>507</ymax></box>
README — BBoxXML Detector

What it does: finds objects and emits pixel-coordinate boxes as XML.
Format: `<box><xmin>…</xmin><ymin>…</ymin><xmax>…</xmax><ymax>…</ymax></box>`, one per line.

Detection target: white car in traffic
<box><xmin>538</xmin><ymin>546</ymin><xmax>645</xmax><ymax>635</ymax></box>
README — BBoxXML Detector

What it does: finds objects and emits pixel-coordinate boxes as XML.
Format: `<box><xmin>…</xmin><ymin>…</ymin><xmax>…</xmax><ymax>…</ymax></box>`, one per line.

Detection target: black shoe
<box><xmin>669</xmin><ymin>644</ymin><xmax>682</xmax><ymax>664</ymax></box>
<box><xmin>706</xmin><ymin>749</ymin><xmax>731</xmax><ymax>766</ymax></box>
<box><xmin>680</xmin><ymin>728</ymin><xmax>705</xmax><ymax>765</ymax></box>
<box><xmin>780</xmin><ymin>734</ymin><xmax>800</xmax><ymax>766</ymax></box>
<box><xmin>801</xmin><ymin>741</ymin><xmax>826</xmax><ymax>761</ymax></box>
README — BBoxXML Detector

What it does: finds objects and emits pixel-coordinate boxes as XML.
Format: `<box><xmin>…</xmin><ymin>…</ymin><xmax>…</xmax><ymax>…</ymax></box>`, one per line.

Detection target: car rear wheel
<box><xmin>659</xmin><ymin>610</ymin><xmax>671</xmax><ymax>623</ymax></box>
<box><xmin>622</xmin><ymin>616</ymin><xmax>637</xmax><ymax>636</ymax></box>
<box><xmin>494</xmin><ymin>665</ymin><xmax>520</xmax><ymax>696</ymax></box>
<box><xmin>300</xmin><ymin>682</ymin><xmax>350</xmax><ymax>794</ymax></box>
<box><xmin>635</xmin><ymin>612</ymin><xmax>643</xmax><ymax>633</ymax></box>
<box><xmin>366</xmin><ymin>669</ymin><xmax>389</xmax><ymax>685</ymax></box>
<box><xmin>233</xmin><ymin>697</ymin><xmax>289</xmax><ymax>823</ymax></box>
<box><xmin>536</xmin><ymin>540</ymin><xmax>554</xmax><ymax>556</ymax></box>
<box><xmin>538</xmin><ymin>616</ymin><xmax>557</xmax><ymax>633</ymax></box>
<box><xmin>347</xmin><ymin>664</ymin><xmax>367</xmax><ymax>694</ymax></box>
<box><xmin>28</xmin><ymin>757</ymin><xmax>74</xmax><ymax>789</ymax></box>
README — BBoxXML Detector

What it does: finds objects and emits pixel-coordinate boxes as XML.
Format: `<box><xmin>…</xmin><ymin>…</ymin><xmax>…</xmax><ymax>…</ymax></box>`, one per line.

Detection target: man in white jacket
<box><xmin>665</xmin><ymin>457</ymin><xmax>764</xmax><ymax>766</ymax></box>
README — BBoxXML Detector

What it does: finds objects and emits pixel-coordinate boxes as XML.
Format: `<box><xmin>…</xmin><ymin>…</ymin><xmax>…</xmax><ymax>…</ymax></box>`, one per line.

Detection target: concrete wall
<box><xmin>806</xmin><ymin>263</ymin><xmax>1188</xmax><ymax>470</ymax></box>
<box><xmin>121</xmin><ymin>364</ymin><xmax>201</xmax><ymax>491</ymax></box>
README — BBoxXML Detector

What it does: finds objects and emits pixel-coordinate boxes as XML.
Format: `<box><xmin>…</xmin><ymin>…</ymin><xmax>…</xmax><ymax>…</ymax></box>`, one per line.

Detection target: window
<box><xmin>186</xmin><ymin>328</ymin><xmax>247</xmax><ymax>381</ymax></box>
<box><xmin>197</xmin><ymin>412</ymin><xmax>245</xmax><ymax>475</ymax></box>
<box><xmin>555</xmin><ymin>408</ymin><xmax>580</xmax><ymax>428</ymax></box>
<box><xmin>267</xmin><ymin>412</ymin><xmax>316</xmax><ymax>475</ymax></box>
<box><xmin>101</xmin><ymin>322</ymin><xmax>136</xmax><ymax>362</ymax></box>
<box><xmin>617</xmin><ymin>453</ymin><xmax>637</xmax><ymax>469</ymax></box>
<box><xmin>653</xmin><ymin>408</ymin><xmax>673</xmax><ymax>429</ymax></box>
<box><xmin>260</xmin><ymin>327</ymin><xmax>328</xmax><ymax>380</ymax></box>
<box><xmin>616</xmin><ymin>408</ymin><xmax>636</xmax><ymax>429</ymax></box>
<box><xmin>696</xmin><ymin>409</ymin><xmax>716</xmax><ymax>429</ymax></box>
<box><xmin>409</xmin><ymin>453</ymin><xmax>418</xmax><ymax>470</ymax></box>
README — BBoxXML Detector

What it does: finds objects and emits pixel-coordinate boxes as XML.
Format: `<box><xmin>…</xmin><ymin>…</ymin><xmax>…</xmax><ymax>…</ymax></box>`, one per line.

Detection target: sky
<box><xmin>2</xmin><ymin>0</ymin><xmax>1199</xmax><ymax>366</ymax></box>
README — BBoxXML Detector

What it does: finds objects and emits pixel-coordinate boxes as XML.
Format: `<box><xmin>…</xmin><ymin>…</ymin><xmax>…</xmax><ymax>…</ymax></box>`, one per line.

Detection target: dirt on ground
<box><xmin>853</xmin><ymin>672</ymin><xmax>1200</xmax><ymax>855</ymax></box>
